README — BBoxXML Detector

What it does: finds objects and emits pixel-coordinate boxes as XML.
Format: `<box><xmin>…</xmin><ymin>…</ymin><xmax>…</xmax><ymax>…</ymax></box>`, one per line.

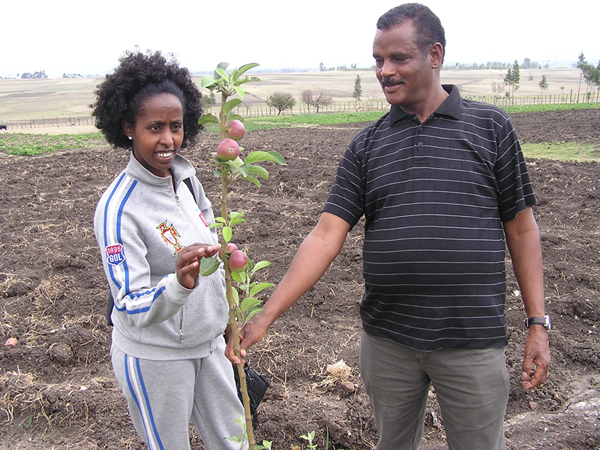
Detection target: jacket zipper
<box><xmin>174</xmin><ymin>183</ymin><xmax>220</xmax><ymax>346</ymax></box>
<box><xmin>179</xmin><ymin>308</ymin><xmax>184</xmax><ymax>343</ymax></box>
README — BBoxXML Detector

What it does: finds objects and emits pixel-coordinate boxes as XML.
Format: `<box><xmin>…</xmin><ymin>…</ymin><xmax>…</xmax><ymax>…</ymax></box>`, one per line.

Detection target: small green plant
<box><xmin>198</xmin><ymin>62</ymin><xmax>286</xmax><ymax>450</ymax></box>
<box><xmin>300</xmin><ymin>431</ymin><xmax>318</xmax><ymax>450</ymax></box>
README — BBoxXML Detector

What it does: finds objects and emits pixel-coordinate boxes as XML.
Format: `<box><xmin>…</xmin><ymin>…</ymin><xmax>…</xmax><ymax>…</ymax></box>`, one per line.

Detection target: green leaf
<box><xmin>245</xmin><ymin>151</ymin><xmax>286</xmax><ymax>165</ymax></box>
<box><xmin>232</xmin><ymin>270</ymin><xmax>244</xmax><ymax>283</ymax></box>
<box><xmin>248</xmin><ymin>165</ymin><xmax>269</xmax><ymax>180</ymax></box>
<box><xmin>230</xmin><ymin>211</ymin><xmax>245</xmax><ymax>221</ymax></box>
<box><xmin>230</xmin><ymin>287</ymin><xmax>240</xmax><ymax>307</ymax></box>
<box><xmin>201</xmin><ymin>75</ymin><xmax>216</xmax><ymax>88</ymax></box>
<box><xmin>227</xmin><ymin>113</ymin><xmax>244</xmax><ymax>123</ymax></box>
<box><xmin>242</xmin><ymin>173</ymin><xmax>261</xmax><ymax>188</ymax></box>
<box><xmin>235</xmin><ymin>162</ymin><xmax>250</xmax><ymax>178</ymax></box>
<box><xmin>200</xmin><ymin>257</ymin><xmax>219</xmax><ymax>276</ymax></box>
<box><xmin>252</xmin><ymin>261</ymin><xmax>272</xmax><ymax>272</ymax></box>
<box><xmin>197</xmin><ymin>113</ymin><xmax>219</xmax><ymax>125</ymax></box>
<box><xmin>244</xmin><ymin>308</ymin><xmax>263</xmax><ymax>321</ymax></box>
<box><xmin>238</xmin><ymin>76</ymin><xmax>261</xmax><ymax>85</ymax></box>
<box><xmin>234</xmin><ymin>63</ymin><xmax>260</xmax><ymax>81</ymax></box>
<box><xmin>235</xmin><ymin>270</ymin><xmax>248</xmax><ymax>283</ymax></box>
<box><xmin>215</xmin><ymin>217</ymin><xmax>227</xmax><ymax>224</ymax></box>
<box><xmin>223</xmin><ymin>98</ymin><xmax>242</xmax><ymax>117</ymax></box>
<box><xmin>250</xmin><ymin>282</ymin><xmax>274</xmax><ymax>297</ymax></box>
<box><xmin>215</xmin><ymin>68</ymin><xmax>229</xmax><ymax>83</ymax></box>
<box><xmin>209</xmin><ymin>222</ymin><xmax>222</xmax><ymax>229</ymax></box>
<box><xmin>223</xmin><ymin>155</ymin><xmax>243</xmax><ymax>168</ymax></box>
<box><xmin>241</xmin><ymin>297</ymin><xmax>262</xmax><ymax>312</ymax></box>
<box><xmin>215</xmin><ymin>64</ymin><xmax>229</xmax><ymax>80</ymax></box>
<box><xmin>230</xmin><ymin>217</ymin><xmax>246</xmax><ymax>227</ymax></box>
<box><xmin>234</xmin><ymin>85</ymin><xmax>246</xmax><ymax>99</ymax></box>
<box><xmin>223</xmin><ymin>227</ymin><xmax>232</xmax><ymax>242</ymax></box>
<box><xmin>267</xmin><ymin>151</ymin><xmax>286</xmax><ymax>165</ymax></box>
<box><xmin>214</xmin><ymin>168</ymin><xmax>223</xmax><ymax>177</ymax></box>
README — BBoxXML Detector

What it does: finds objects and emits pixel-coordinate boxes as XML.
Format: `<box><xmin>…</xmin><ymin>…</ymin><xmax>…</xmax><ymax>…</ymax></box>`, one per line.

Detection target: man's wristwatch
<box><xmin>524</xmin><ymin>315</ymin><xmax>551</xmax><ymax>331</ymax></box>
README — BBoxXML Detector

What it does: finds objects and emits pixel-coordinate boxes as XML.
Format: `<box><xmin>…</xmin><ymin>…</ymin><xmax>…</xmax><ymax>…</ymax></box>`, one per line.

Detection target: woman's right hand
<box><xmin>176</xmin><ymin>243</ymin><xmax>220</xmax><ymax>289</ymax></box>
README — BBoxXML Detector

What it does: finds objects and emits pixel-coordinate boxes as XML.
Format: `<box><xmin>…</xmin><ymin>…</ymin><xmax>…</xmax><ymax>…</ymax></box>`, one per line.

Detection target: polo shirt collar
<box><xmin>388</xmin><ymin>84</ymin><xmax>462</xmax><ymax>124</ymax></box>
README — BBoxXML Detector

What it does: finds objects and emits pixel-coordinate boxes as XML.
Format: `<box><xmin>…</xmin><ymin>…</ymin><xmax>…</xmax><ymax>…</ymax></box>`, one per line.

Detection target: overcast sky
<box><xmin>1</xmin><ymin>0</ymin><xmax>598</xmax><ymax>78</ymax></box>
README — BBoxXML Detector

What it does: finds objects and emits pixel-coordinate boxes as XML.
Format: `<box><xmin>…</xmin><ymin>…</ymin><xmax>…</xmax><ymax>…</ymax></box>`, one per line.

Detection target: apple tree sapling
<box><xmin>197</xmin><ymin>62</ymin><xmax>286</xmax><ymax>450</ymax></box>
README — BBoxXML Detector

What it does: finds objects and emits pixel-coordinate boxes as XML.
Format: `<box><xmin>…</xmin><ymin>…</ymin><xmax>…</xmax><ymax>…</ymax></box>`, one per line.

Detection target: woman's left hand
<box><xmin>176</xmin><ymin>243</ymin><xmax>220</xmax><ymax>289</ymax></box>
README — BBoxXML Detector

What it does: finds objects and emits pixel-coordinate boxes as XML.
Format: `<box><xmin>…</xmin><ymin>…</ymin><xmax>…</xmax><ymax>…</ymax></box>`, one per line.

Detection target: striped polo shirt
<box><xmin>323</xmin><ymin>85</ymin><xmax>536</xmax><ymax>351</ymax></box>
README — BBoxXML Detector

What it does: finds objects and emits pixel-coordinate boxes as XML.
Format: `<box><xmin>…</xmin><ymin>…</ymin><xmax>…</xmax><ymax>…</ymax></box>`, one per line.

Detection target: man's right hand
<box><xmin>225</xmin><ymin>312</ymin><xmax>271</xmax><ymax>365</ymax></box>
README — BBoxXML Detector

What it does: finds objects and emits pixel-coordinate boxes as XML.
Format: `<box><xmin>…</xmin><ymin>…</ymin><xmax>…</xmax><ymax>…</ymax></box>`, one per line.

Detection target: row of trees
<box><xmin>501</xmin><ymin>61</ymin><xmax>550</xmax><ymax>98</ymax></box>
<box><xmin>263</xmin><ymin>75</ymin><xmax>364</xmax><ymax>115</ymax></box>
<box><xmin>265</xmin><ymin>88</ymin><xmax>334</xmax><ymax>115</ymax></box>
<box><xmin>20</xmin><ymin>70</ymin><xmax>48</xmax><ymax>79</ymax></box>
<box><xmin>443</xmin><ymin>58</ymin><xmax>548</xmax><ymax>71</ymax></box>
<box><xmin>497</xmin><ymin>52</ymin><xmax>600</xmax><ymax>102</ymax></box>
<box><xmin>319</xmin><ymin>62</ymin><xmax>359</xmax><ymax>72</ymax></box>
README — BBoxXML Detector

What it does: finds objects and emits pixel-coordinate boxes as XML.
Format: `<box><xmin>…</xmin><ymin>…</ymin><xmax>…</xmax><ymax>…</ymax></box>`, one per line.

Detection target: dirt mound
<box><xmin>1</xmin><ymin>108</ymin><xmax>599</xmax><ymax>449</ymax></box>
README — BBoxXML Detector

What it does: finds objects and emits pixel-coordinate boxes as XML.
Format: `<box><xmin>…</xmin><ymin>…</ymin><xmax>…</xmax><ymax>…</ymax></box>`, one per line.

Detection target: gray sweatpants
<box><xmin>360</xmin><ymin>332</ymin><xmax>509</xmax><ymax>450</ymax></box>
<box><xmin>111</xmin><ymin>338</ymin><xmax>246</xmax><ymax>450</ymax></box>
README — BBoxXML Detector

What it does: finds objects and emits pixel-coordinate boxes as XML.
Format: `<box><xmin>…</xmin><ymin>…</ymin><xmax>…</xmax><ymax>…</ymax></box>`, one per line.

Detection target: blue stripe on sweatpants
<box><xmin>125</xmin><ymin>354</ymin><xmax>164</xmax><ymax>450</ymax></box>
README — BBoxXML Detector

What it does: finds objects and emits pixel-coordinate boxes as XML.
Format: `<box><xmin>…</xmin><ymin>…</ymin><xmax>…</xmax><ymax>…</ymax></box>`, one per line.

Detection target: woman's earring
<box><xmin>128</xmin><ymin>136</ymin><xmax>132</xmax><ymax>140</ymax></box>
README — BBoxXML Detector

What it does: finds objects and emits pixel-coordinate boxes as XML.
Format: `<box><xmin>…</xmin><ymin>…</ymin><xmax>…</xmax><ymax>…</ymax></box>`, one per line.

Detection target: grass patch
<box><xmin>503</xmin><ymin>102</ymin><xmax>600</xmax><ymax>114</ymax></box>
<box><xmin>0</xmin><ymin>132</ymin><xmax>105</xmax><ymax>156</ymax></box>
<box><xmin>203</xmin><ymin>111</ymin><xmax>388</xmax><ymax>133</ymax></box>
<box><xmin>522</xmin><ymin>141</ymin><xmax>600</xmax><ymax>162</ymax></box>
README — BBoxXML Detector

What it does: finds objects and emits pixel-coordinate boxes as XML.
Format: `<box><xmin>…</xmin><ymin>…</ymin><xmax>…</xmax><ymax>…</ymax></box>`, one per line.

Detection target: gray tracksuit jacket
<box><xmin>94</xmin><ymin>153</ymin><xmax>228</xmax><ymax>360</ymax></box>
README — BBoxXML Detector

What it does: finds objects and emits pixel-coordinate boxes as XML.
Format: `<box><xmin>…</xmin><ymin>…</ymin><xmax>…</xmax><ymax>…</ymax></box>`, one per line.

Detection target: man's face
<box><xmin>373</xmin><ymin>21</ymin><xmax>435</xmax><ymax>110</ymax></box>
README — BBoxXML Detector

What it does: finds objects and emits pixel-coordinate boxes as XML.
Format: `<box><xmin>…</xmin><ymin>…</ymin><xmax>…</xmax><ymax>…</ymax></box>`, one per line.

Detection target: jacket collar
<box><xmin>127</xmin><ymin>153</ymin><xmax>196</xmax><ymax>189</ymax></box>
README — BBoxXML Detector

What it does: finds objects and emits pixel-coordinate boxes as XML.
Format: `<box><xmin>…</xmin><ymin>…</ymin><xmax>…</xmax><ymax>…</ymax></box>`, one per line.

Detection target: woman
<box><xmin>92</xmin><ymin>50</ymin><xmax>245</xmax><ymax>450</ymax></box>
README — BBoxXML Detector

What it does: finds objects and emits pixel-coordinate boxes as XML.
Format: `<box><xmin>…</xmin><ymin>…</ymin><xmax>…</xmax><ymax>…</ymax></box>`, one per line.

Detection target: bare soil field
<box><xmin>1</xmin><ymin>108</ymin><xmax>600</xmax><ymax>449</ymax></box>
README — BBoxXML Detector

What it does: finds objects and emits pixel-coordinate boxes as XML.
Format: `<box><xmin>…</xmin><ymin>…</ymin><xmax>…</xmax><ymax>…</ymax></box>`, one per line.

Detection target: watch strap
<box><xmin>524</xmin><ymin>315</ymin><xmax>551</xmax><ymax>330</ymax></box>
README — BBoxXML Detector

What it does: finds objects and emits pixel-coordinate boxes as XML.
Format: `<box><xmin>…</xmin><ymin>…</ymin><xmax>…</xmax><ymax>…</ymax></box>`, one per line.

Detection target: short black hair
<box><xmin>91</xmin><ymin>50</ymin><xmax>203</xmax><ymax>149</ymax></box>
<box><xmin>377</xmin><ymin>3</ymin><xmax>446</xmax><ymax>63</ymax></box>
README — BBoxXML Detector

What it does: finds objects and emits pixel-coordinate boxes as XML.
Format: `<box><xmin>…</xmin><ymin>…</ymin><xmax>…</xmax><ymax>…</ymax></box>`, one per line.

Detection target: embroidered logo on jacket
<box><xmin>106</xmin><ymin>244</ymin><xmax>125</xmax><ymax>266</ymax></box>
<box><xmin>198</xmin><ymin>211</ymin><xmax>209</xmax><ymax>227</ymax></box>
<box><xmin>157</xmin><ymin>221</ymin><xmax>184</xmax><ymax>254</ymax></box>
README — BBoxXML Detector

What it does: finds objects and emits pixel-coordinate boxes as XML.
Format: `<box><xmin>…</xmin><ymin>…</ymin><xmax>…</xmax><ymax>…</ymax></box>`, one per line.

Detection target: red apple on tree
<box><xmin>227</xmin><ymin>120</ymin><xmax>246</xmax><ymax>141</ymax></box>
<box><xmin>219</xmin><ymin>243</ymin><xmax>238</xmax><ymax>259</ymax></box>
<box><xmin>217</xmin><ymin>138</ymin><xmax>240</xmax><ymax>161</ymax></box>
<box><xmin>229</xmin><ymin>250</ymin><xmax>248</xmax><ymax>272</ymax></box>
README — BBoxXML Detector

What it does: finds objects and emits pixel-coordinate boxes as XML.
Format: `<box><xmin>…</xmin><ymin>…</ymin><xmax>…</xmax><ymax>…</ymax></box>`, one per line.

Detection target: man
<box><xmin>227</xmin><ymin>3</ymin><xmax>550</xmax><ymax>449</ymax></box>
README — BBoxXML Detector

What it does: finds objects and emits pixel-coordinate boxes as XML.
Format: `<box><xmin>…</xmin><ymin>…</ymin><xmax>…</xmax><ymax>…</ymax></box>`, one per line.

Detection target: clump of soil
<box><xmin>1</xmin><ymin>108</ymin><xmax>599</xmax><ymax>449</ymax></box>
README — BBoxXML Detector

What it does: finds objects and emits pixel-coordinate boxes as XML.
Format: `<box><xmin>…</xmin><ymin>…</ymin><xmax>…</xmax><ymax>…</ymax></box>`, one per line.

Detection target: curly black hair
<box><xmin>91</xmin><ymin>50</ymin><xmax>203</xmax><ymax>149</ymax></box>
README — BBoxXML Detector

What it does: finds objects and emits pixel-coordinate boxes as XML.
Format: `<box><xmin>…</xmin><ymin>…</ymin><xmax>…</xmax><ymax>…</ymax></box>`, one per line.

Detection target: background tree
<box><xmin>319</xmin><ymin>62</ymin><xmax>326</xmax><ymax>72</ymax></box>
<box><xmin>300</xmin><ymin>88</ymin><xmax>332</xmax><ymax>113</ymax></box>
<box><xmin>538</xmin><ymin>75</ymin><xmax>549</xmax><ymax>96</ymax></box>
<box><xmin>491</xmin><ymin>81</ymin><xmax>505</xmax><ymax>104</ymax></box>
<box><xmin>202</xmin><ymin>90</ymin><xmax>217</xmax><ymax>109</ymax></box>
<box><xmin>576</xmin><ymin>53</ymin><xmax>600</xmax><ymax>99</ymax></box>
<box><xmin>301</xmin><ymin>89</ymin><xmax>313</xmax><ymax>112</ymax></box>
<box><xmin>503</xmin><ymin>60</ymin><xmax>520</xmax><ymax>101</ymax></box>
<box><xmin>265</xmin><ymin>92</ymin><xmax>296</xmax><ymax>115</ymax></box>
<box><xmin>577</xmin><ymin>52</ymin><xmax>589</xmax><ymax>99</ymax></box>
<box><xmin>352</xmin><ymin>75</ymin><xmax>362</xmax><ymax>101</ymax></box>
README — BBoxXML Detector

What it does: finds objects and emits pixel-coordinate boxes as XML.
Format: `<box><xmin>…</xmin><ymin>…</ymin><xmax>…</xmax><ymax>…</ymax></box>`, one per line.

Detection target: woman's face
<box><xmin>123</xmin><ymin>93</ymin><xmax>184</xmax><ymax>178</ymax></box>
